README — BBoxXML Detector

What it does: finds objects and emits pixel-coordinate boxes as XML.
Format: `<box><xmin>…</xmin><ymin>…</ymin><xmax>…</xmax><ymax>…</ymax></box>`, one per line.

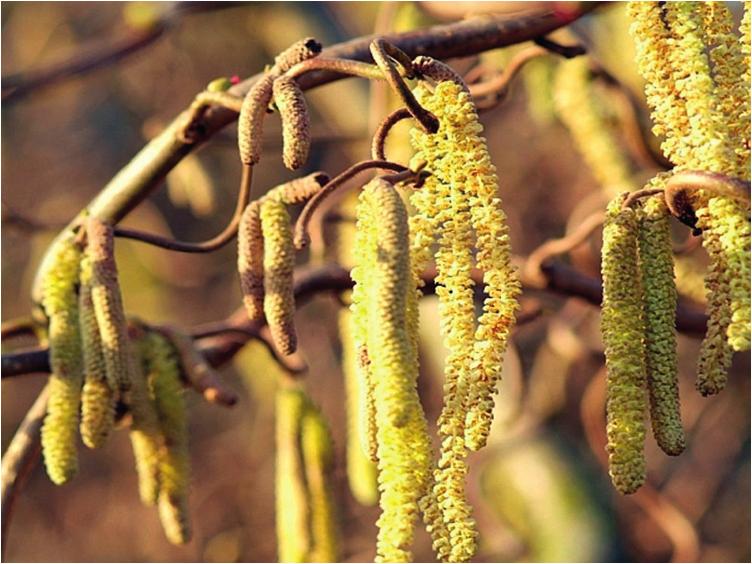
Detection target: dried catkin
<box><xmin>300</xmin><ymin>405</ymin><xmax>339</xmax><ymax>562</ymax></box>
<box><xmin>273</xmin><ymin>37</ymin><xmax>322</xmax><ymax>73</ymax></box>
<box><xmin>638</xmin><ymin>193</ymin><xmax>685</xmax><ymax>456</ymax></box>
<box><xmin>273</xmin><ymin>76</ymin><xmax>311</xmax><ymax>171</ymax></box>
<box><xmin>261</xmin><ymin>199</ymin><xmax>298</xmax><ymax>355</ymax></box>
<box><xmin>238</xmin><ymin>74</ymin><xmax>275</xmax><ymax>166</ymax></box>
<box><xmin>238</xmin><ymin>201</ymin><xmax>265</xmax><ymax>323</ymax></box>
<box><xmin>86</xmin><ymin>217</ymin><xmax>132</xmax><ymax>395</ymax></box>
<box><xmin>554</xmin><ymin>57</ymin><xmax>635</xmax><ymax>196</ymax></box>
<box><xmin>143</xmin><ymin>331</ymin><xmax>191</xmax><ymax>545</ymax></box>
<box><xmin>351</xmin><ymin>179</ymin><xmax>432</xmax><ymax>563</ymax></box>
<box><xmin>265</xmin><ymin>172</ymin><xmax>329</xmax><ymax>205</ymax></box>
<box><xmin>79</xmin><ymin>254</ymin><xmax>115</xmax><ymax>449</ymax></box>
<box><xmin>601</xmin><ymin>195</ymin><xmax>647</xmax><ymax>494</ymax></box>
<box><xmin>276</xmin><ymin>386</ymin><xmax>312</xmax><ymax>563</ymax></box>
<box><xmin>40</xmin><ymin>235</ymin><xmax>83</xmax><ymax>485</ymax></box>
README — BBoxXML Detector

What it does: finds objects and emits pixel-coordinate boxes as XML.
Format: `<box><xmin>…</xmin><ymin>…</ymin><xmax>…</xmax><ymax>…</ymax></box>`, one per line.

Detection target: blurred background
<box><xmin>2</xmin><ymin>2</ymin><xmax>749</xmax><ymax>562</ymax></box>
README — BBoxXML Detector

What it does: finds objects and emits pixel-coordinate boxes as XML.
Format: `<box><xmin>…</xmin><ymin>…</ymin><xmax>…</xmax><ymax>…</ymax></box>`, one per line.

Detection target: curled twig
<box><xmin>621</xmin><ymin>187</ymin><xmax>665</xmax><ymax>210</ymax></box>
<box><xmin>371</xmin><ymin>107</ymin><xmax>413</xmax><ymax>161</ymax></box>
<box><xmin>294</xmin><ymin>159</ymin><xmax>408</xmax><ymax>249</ymax></box>
<box><xmin>1</xmin><ymin>318</ymin><xmax>36</xmax><ymax>341</ymax></box>
<box><xmin>523</xmin><ymin>211</ymin><xmax>606</xmax><ymax>289</ymax></box>
<box><xmin>533</xmin><ymin>35</ymin><xmax>587</xmax><ymax>59</ymax></box>
<box><xmin>113</xmin><ymin>164</ymin><xmax>253</xmax><ymax>253</ymax></box>
<box><xmin>370</xmin><ymin>38</ymin><xmax>439</xmax><ymax>133</ymax></box>
<box><xmin>469</xmin><ymin>46</ymin><xmax>548</xmax><ymax>104</ymax></box>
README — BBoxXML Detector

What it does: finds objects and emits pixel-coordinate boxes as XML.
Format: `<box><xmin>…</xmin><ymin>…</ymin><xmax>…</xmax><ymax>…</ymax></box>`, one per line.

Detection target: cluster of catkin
<box><xmin>237</xmin><ymin>173</ymin><xmax>327</xmax><ymax>354</ymax></box>
<box><xmin>275</xmin><ymin>384</ymin><xmax>339</xmax><ymax>563</ymax></box>
<box><xmin>349</xmin><ymin>79</ymin><xmax>519</xmax><ymax>563</ymax></box>
<box><xmin>597</xmin><ymin>1</ymin><xmax>751</xmax><ymax>495</ymax></box>
<box><xmin>37</xmin><ymin>218</ymin><xmax>195</xmax><ymax>544</ymax></box>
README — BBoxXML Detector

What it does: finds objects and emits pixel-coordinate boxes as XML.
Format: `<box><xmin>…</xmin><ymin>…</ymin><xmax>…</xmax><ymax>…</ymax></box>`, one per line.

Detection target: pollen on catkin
<box><xmin>637</xmin><ymin>192</ymin><xmax>685</xmax><ymax>456</ymax></box>
<box><xmin>40</xmin><ymin>235</ymin><xmax>84</xmax><ymax>485</ymax></box>
<box><xmin>79</xmin><ymin>254</ymin><xmax>115</xmax><ymax>449</ymax></box>
<box><xmin>351</xmin><ymin>179</ymin><xmax>432</xmax><ymax>563</ymax></box>
<box><xmin>86</xmin><ymin>217</ymin><xmax>132</xmax><ymax>395</ymax></box>
<box><xmin>273</xmin><ymin>76</ymin><xmax>310</xmax><ymax>171</ymax></box>
<box><xmin>260</xmin><ymin>199</ymin><xmax>298</xmax><ymax>356</ymax></box>
<box><xmin>238</xmin><ymin>201</ymin><xmax>265</xmax><ymax>323</ymax></box>
<box><xmin>142</xmin><ymin>331</ymin><xmax>191</xmax><ymax>545</ymax></box>
<box><xmin>601</xmin><ymin>194</ymin><xmax>647</xmax><ymax>494</ymax></box>
<box><xmin>300</xmin><ymin>405</ymin><xmax>339</xmax><ymax>563</ymax></box>
<box><xmin>276</xmin><ymin>386</ymin><xmax>312</xmax><ymax>563</ymax></box>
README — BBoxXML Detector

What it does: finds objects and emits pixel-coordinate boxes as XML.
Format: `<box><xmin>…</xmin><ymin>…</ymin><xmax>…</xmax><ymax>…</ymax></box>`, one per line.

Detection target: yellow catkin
<box><xmin>276</xmin><ymin>386</ymin><xmax>312</xmax><ymax>563</ymax></box>
<box><xmin>699</xmin><ymin>1</ymin><xmax>750</xmax><ymax>176</ymax></box>
<box><xmin>142</xmin><ymin>331</ymin><xmax>191</xmax><ymax>545</ymax></box>
<box><xmin>351</xmin><ymin>180</ymin><xmax>432</xmax><ymax>563</ymax></box>
<box><xmin>238</xmin><ymin>74</ymin><xmax>275</xmax><ymax>166</ymax></box>
<box><xmin>265</xmin><ymin>172</ymin><xmax>329</xmax><ymax>205</ymax></box>
<box><xmin>40</xmin><ymin>236</ymin><xmax>83</xmax><ymax>485</ymax></box>
<box><xmin>86</xmin><ymin>217</ymin><xmax>132</xmax><ymax>395</ymax></box>
<box><xmin>273</xmin><ymin>76</ymin><xmax>311</xmax><ymax>171</ymax></box>
<box><xmin>238</xmin><ymin>201</ymin><xmax>265</xmax><ymax>323</ymax></box>
<box><xmin>300</xmin><ymin>405</ymin><xmax>339</xmax><ymax>563</ymax></box>
<box><xmin>339</xmin><ymin>311</ymin><xmax>378</xmax><ymax>505</ymax></box>
<box><xmin>78</xmin><ymin>254</ymin><xmax>115</xmax><ymax>449</ymax></box>
<box><xmin>638</xmin><ymin>193</ymin><xmax>685</xmax><ymax>456</ymax></box>
<box><xmin>601</xmin><ymin>195</ymin><xmax>647</xmax><ymax>494</ymax></box>
<box><xmin>554</xmin><ymin>57</ymin><xmax>636</xmax><ymax>196</ymax></box>
<box><xmin>261</xmin><ymin>199</ymin><xmax>298</xmax><ymax>356</ymax></box>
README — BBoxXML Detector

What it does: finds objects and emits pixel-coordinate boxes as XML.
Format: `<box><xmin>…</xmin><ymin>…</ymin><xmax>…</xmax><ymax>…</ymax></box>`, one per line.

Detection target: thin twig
<box><xmin>294</xmin><ymin>159</ymin><xmax>407</xmax><ymax>249</ymax></box>
<box><xmin>622</xmin><ymin>187</ymin><xmax>665</xmax><ymax>209</ymax></box>
<box><xmin>533</xmin><ymin>35</ymin><xmax>587</xmax><ymax>58</ymax></box>
<box><xmin>371</xmin><ymin>107</ymin><xmax>413</xmax><ymax>161</ymax></box>
<box><xmin>1</xmin><ymin>318</ymin><xmax>37</xmax><ymax>341</ymax></box>
<box><xmin>113</xmin><ymin>164</ymin><xmax>253</xmax><ymax>253</ymax></box>
<box><xmin>469</xmin><ymin>46</ymin><xmax>549</xmax><ymax>107</ymax></box>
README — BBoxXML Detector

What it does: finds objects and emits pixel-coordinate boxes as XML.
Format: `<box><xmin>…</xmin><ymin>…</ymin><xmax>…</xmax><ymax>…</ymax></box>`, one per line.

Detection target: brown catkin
<box><xmin>79</xmin><ymin>254</ymin><xmax>116</xmax><ymax>449</ymax></box>
<box><xmin>86</xmin><ymin>218</ymin><xmax>132</xmax><ymax>395</ymax></box>
<box><xmin>238</xmin><ymin>74</ymin><xmax>275</xmax><ymax>166</ymax></box>
<box><xmin>238</xmin><ymin>201</ymin><xmax>265</xmax><ymax>323</ymax></box>
<box><xmin>273</xmin><ymin>37</ymin><xmax>322</xmax><ymax>73</ymax></box>
<box><xmin>273</xmin><ymin>76</ymin><xmax>311</xmax><ymax>170</ymax></box>
<box><xmin>261</xmin><ymin>199</ymin><xmax>298</xmax><ymax>355</ymax></box>
<box><xmin>265</xmin><ymin>172</ymin><xmax>329</xmax><ymax>205</ymax></box>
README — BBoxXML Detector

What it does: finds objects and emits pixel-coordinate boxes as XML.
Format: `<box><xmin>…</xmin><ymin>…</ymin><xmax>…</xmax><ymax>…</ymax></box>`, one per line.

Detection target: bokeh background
<box><xmin>2</xmin><ymin>2</ymin><xmax>749</xmax><ymax>562</ymax></box>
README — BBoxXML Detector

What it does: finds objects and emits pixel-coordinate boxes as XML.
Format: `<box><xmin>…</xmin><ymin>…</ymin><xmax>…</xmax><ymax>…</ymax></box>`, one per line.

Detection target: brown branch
<box><xmin>469</xmin><ymin>46</ymin><xmax>549</xmax><ymax>100</ymax></box>
<box><xmin>371</xmin><ymin>107</ymin><xmax>414</xmax><ymax>161</ymax></box>
<box><xmin>1</xmin><ymin>318</ymin><xmax>36</xmax><ymax>341</ymax></box>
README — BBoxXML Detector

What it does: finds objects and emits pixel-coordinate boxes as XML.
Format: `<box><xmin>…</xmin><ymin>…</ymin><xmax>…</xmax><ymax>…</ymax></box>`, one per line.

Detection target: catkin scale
<box><xmin>40</xmin><ymin>235</ymin><xmax>84</xmax><ymax>485</ymax></box>
<box><xmin>601</xmin><ymin>195</ymin><xmax>647</xmax><ymax>494</ymax></box>
<box><xmin>273</xmin><ymin>76</ymin><xmax>310</xmax><ymax>171</ymax></box>
<box><xmin>238</xmin><ymin>202</ymin><xmax>265</xmax><ymax>323</ymax></box>
<box><xmin>79</xmin><ymin>254</ymin><xmax>115</xmax><ymax>449</ymax></box>
<box><xmin>238</xmin><ymin>74</ymin><xmax>275</xmax><ymax>166</ymax></box>
<box><xmin>638</xmin><ymin>194</ymin><xmax>685</xmax><ymax>456</ymax></box>
<box><xmin>261</xmin><ymin>200</ymin><xmax>298</xmax><ymax>356</ymax></box>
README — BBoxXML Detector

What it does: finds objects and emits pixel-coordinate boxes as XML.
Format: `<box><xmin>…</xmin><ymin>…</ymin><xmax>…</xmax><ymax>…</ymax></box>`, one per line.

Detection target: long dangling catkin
<box><xmin>142</xmin><ymin>331</ymin><xmax>191</xmax><ymax>545</ymax></box>
<box><xmin>637</xmin><ymin>192</ymin><xmax>685</xmax><ymax>456</ymax></box>
<box><xmin>273</xmin><ymin>76</ymin><xmax>310</xmax><ymax>171</ymax></box>
<box><xmin>39</xmin><ymin>235</ymin><xmax>83</xmax><ymax>485</ymax></box>
<box><xmin>300</xmin><ymin>405</ymin><xmax>339</xmax><ymax>562</ymax></box>
<box><xmin>86</xmin><ymin>217</ymin><xmax>132</xmax><ymax>395</ymax></box>
<box><xmin>601</xmin><ymin>194</ymin><xmax>647</xmax><ymax>494</ymax></box>
<box><xmin>351</xmin><ymin>179</ymin><xmax>432</xmax><ymax>563</ymax></box>
<box><xmin>79</xmin><ymin>254</ymin><xmax>115</xmax><ymax>449</ymax></box>
<box><xmin>261</xmin><ymin>199</ymin><xmax>298</xmax><ymax>356</ymax></box>
<box><xmin>553</xmin><ymin>57</ymin><xmax>635</xmax><ymax>196</ymax></box>
<box><xmin>276</xmin><ymin>386</ymin><xmax>312</xmax><ymax>563</ymax></box>
<box><xmin>238</xmin><ymin>201</ymin><xmax>265</xmax><ymax>323</ymax></box>
<box><xmin>238</xmin><ymin>74</ymin><xmax>275</xmax><ymax>166</ymax></box>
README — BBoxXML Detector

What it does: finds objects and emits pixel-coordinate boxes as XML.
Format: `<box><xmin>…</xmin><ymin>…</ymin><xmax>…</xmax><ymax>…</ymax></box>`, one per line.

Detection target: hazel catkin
<box><xmin>238</xmin><ymin>201</ymin><xmax>265</xmax><ymax>323</ymax></box>
<box><xmin>273</xmin><ymin>76</ymin><xmax>311</xmax><ymax>171</ymax></box>
<box><xmin>261</xmin><ymin>199</ymin><xmax>298</xmax><ymax>356</ymax></box>
<box><xmin>601</xmin><ymin>195</ymin><xmax>647</xmax><ymax>494</ymax></box>
<box><xmin>238</xmin><ymin>74</ymin><xmax>275</xmax><ymax>166</ymax></box>
<box><xmin>79</xmin><ymin>254</ymin><xmax>115</xmax><ymax>449</ymax></box>
<box><xmin>273</xmin><ymin>37</ymin><xmax>322</xmax><ymax>73</ymax></box>
<box><xmin>638</xmin><ymin>193</ymin><xmax>685</xmax><ymax>456</ymax></box>
<box><xmin>40</xmin><ymin>234</ymin><xmax>84</xmax><ymax>485</ymax></box>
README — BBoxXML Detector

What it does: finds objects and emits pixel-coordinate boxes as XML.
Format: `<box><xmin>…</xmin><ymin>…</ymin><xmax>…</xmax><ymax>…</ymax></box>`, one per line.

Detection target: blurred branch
<box><xmin>1</xmin><ymin>318</ymin><xmax>36</xmax><ymax>341</ymax></box>
<box><xmin>1</xmin><ymin>2</ymin><xmax>242</xmax><ymax>104</ymax></box>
